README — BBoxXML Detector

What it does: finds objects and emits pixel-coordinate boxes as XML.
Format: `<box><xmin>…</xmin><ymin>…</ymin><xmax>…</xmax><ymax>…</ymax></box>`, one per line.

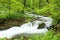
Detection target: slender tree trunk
<box><xmin>23</xmin><ymin>0</ymin><xmax>26</xmax><ymax>13</ymax></box>
<box><xmin>9</xmin><ymin>0</ymin><xmax>11</xmax><ymax>16</ymax></box>
<box><xmin>39</xmin><ymin>0</ymin><xmax>40</xmax><ymax>9</ymax></box>
<box><xmin>24</xmin><ymin>0</ymin><xmax>26</xmax><ymax>7</ymax></box>
<box><xmin>32</xmin><ymin>0</ymin><xmax>34</xmax><ymax>9</ymax></box>
<box><xmin>46</xmin><ymin>0</ymin><xmax>49</xmax><ymax>4</ymax></box>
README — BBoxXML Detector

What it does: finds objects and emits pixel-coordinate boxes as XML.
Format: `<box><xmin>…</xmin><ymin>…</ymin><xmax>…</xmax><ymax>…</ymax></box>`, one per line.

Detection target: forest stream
<box><xmin>0</xmin><ymin>13</ymin><xmax>53</xmax><ymax>38</ymax></box>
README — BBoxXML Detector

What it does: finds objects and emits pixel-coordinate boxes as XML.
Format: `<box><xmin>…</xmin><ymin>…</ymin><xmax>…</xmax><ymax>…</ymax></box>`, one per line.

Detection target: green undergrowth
<box><xmin>0</xmin><ymin>31</ymin><xmax>60</xmax><ymax>40</ymax></box>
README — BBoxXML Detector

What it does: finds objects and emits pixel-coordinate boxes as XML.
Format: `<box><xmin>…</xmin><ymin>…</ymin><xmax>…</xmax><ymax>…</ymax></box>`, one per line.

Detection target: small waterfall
<box><xmin>0</xmin><ymin>13</ymin><xmax>53</xmax><ymax>38</ymax></box>
<box><xmin>26</xmin><ymin>13</ymin><xmax>53</xmax><ymax>28</ymax></box>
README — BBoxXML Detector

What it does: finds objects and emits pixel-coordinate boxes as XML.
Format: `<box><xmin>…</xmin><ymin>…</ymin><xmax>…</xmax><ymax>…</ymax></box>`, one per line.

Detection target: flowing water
<box><xmin>0</xmin><ymin>13</ymin><xmax>53</xmax><ymax>38</ymax></box>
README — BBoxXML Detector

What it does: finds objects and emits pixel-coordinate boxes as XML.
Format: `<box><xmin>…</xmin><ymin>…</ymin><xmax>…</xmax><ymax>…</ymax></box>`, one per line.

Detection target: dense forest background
<box><xmin>0</xmin><ymin>0</ymin><xmax>60</xmax><ymax>40</ymax></box>
<box><xmin>0</xmin><ymin>0</ymin><xmax>60</xmax><ymax>32</ymax></box>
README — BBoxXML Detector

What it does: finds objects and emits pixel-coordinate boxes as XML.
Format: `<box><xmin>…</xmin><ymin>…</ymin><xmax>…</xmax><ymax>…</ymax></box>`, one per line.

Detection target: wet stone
<box><xmin>38</xmin><ymin>23</ymin><xmax>45</xmax><ymax>29</ymax></box>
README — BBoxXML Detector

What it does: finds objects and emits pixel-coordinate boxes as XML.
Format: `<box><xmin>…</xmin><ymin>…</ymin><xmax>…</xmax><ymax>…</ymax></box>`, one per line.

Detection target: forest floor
<box><xmin>0</xmin><ymin>19</ymin><xmax>25</xmax><ymax>30</ymax></box>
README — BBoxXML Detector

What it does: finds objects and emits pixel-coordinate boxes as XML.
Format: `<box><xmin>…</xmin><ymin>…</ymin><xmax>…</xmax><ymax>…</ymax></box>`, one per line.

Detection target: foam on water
<box><xmin>0</xmin><ymin>13</ymin><xmax>53</xmax><ymax>38</ymax></box>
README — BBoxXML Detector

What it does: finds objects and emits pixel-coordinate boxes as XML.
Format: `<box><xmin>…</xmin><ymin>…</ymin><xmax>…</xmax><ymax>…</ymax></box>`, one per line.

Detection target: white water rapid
<box><xmin>0</xmin><ymin>13</ymin><xmax>53</xmax><ymax>38</ymax></box>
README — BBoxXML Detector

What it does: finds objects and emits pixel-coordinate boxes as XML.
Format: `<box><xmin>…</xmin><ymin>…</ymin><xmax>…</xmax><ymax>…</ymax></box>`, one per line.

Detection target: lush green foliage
<box><xmin>0</xmin><ymin>0</ymin><xmax>60</xmax><ymax>31</ymax></box>
<box><xmin>0</xmin><ymin>31</ymin><xmax>60</xmax><ymax>40</ymax></box>
<box><xmin>0</xmin><ymin>0</ymin><xmax>60</xmax><ymax>23</ymax></box>
<box><xmin>0</xmin><ymin>0</ymin><xmax>60</xmax><ymax>40</ymax></box>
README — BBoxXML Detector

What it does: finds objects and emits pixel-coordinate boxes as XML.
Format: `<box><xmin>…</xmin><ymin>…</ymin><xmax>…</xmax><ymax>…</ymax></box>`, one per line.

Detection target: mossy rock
<box><xmin>38</xmin><ymin>23</ymin><xmax>45</xmax><ymax>29</ymax></box>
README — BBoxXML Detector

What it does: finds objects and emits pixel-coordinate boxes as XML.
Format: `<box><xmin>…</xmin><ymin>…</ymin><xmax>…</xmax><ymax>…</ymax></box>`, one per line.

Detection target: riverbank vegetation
<box><xmin>0</xmin><ymin>0</ymin><xmax>60</xmax><ymax>40</ymax></box>
<box><xmin>0</xmin><ymin>31</ymin><xmax>60</xmax><ymax>40</ymax></box>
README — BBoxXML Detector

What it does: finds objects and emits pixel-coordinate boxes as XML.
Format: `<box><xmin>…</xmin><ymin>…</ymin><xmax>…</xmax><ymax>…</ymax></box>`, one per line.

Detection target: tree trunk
<box><xmin>46</xmin><ymin>0</ymin><xmax>49</xmax><ymax>4</ymax></box>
